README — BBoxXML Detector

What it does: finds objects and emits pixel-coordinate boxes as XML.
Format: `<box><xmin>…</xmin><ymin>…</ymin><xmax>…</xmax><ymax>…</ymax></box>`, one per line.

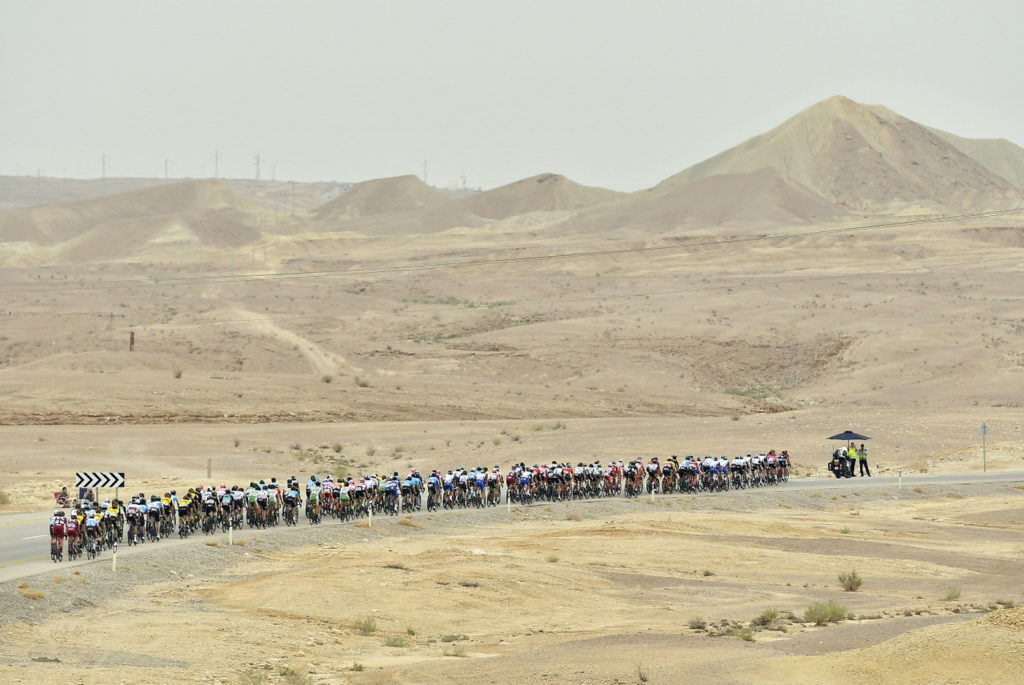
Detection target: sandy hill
<box><xmin>311</xmin><ymin>174</ymin><xmax>486</xmax><ymax>235</ymax></box>
<box><xmin>920</xmin><ymin>124</ymin><xmax>1024</xmax><ymax>189</ymax></box>
<box><xmin>555</xmin><ymin>167</ymin><xmax>847</xmax><ymax>235</ymax></box>
<box><xmin>0</xmin><ymin>176</ymin><xmax>170</xmax><ymax>212</ymax></box>
<box><xmin>314</xmin><ymin>175</ymin><xmax>451</xmax><ymax>220</ymax></box>
<box><xmin>659</xmin><ymin>95</ymin><xmax>1022</xmax><ymax>213</ymax></box>
<box><xmin>0</xmin><ymin>180</ymin><xmax>261</xmax><ymax>262</ymax></box>
<box><xmin>457</xmin><ymin>173</ymin><xmax>625</xmax><ymax>220</ymax></box>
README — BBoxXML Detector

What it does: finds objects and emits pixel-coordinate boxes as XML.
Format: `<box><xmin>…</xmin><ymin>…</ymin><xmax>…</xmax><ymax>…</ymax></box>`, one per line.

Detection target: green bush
<box><xmin>804</xmin><ymin>600</ymin><xmax>848</xmax><ymax>625</ymax></box>
<box><xmin>688</xmin><ymin>616</ymin><xmax>706</xmax><ymax>630</ymax></box>
<box><xmin>353</xmin><ymin>616</ymin><xmax>377</xmax><ymax>635</ymax></box>
<box><xmin>839</xmin><ymin>569</ymin><xmax>863</xmax><ymax>592</ymax></box>
<box><xmin>752</xmin><ymin>608</ymin><xmax>779</xmax><ymax>627</ymax></box>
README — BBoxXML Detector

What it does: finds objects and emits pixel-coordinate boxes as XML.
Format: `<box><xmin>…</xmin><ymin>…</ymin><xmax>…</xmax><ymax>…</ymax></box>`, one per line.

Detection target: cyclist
<box><xmin>49</xmin><ymin>510</ymin><xmax>67</xmax><ymax>560</ymax></box>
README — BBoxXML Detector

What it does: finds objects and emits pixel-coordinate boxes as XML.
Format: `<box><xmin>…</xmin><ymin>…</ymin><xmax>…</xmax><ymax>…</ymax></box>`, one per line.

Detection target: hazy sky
<box><xmin>3</xmin><ymin>1</ymin><xmax>1021</xmax><ymax>191</ymax></box>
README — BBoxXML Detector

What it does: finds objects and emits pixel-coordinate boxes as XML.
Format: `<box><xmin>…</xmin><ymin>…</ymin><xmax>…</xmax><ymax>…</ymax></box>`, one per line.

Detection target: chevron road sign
<box><xmin>76</xmin><ymin>472</ymin><xmax>125</xmax><ymax>488</ymax></box>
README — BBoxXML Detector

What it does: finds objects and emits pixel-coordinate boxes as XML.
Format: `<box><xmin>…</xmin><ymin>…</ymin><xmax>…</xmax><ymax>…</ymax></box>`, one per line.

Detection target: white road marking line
<box><xmin>22</xmin><ymin>534</ymin><xmax>47</xmax><ymax>540</ymax></box>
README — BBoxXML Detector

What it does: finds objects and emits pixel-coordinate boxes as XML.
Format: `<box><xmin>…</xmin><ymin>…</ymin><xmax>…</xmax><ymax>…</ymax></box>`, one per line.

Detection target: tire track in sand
<box><xmin>227</xmin><ymin>308</ymin><xmax>356</xmax><ymax>377</ymax></box>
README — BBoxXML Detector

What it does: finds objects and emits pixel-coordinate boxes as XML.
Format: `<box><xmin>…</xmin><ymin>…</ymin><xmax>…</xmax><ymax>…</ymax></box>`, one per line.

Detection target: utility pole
<box><xmin>254</xmin><ymin>153</ymin><xmax>262</xmax><ymax>180</ymax></box>
<box><xmin>101</xmin><ymin>154</ymin><xmax>108</xmax><ymax>180</ymax></box>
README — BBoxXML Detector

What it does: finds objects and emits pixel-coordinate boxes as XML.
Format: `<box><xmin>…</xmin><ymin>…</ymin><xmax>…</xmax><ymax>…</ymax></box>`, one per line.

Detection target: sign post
<box><xmin>979</xmin><ymin>423</ymin><xmax>990</xmax><ymax>472</ymax></box>
<box><xmin>76</xmin><ymin>472</ymin><xmax>126</xmax><ymax>490</ymax></box>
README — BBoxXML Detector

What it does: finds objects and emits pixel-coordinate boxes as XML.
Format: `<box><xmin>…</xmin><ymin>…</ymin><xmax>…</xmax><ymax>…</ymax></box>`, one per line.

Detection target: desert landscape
<box><xmin>1</xmin><ymin>95</ymin><xmax>1023</xmax><ymax>684</ymax></box>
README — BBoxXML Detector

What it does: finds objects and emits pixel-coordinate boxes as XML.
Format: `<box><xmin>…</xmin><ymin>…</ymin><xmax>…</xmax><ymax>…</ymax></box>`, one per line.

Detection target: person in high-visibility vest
<box><xmin>857</xmin><ymin>444</ymin><xmax>871</xmax><ymax>477</ymax></box>
<box><xmin>846</xmin><ymin>443</ymin><xmax>857</xmax><ymax>476</ymax></box>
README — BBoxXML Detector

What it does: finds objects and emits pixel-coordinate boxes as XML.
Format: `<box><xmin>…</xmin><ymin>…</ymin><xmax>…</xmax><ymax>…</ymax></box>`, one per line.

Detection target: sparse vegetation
<box><xmin>943</xmin><ymin>587</ymin><xmax>962</xmax><ymax>601</ymax></box>
<box><xmin>440</xmin><ymin>633</ymin><xmax>467</xmax><ymax>643</ymax></box>
<box><xmin>173</xmin><ymin>366</ymin><xmax>183</xmax><ymax>379</ymax></box>
<box><xmin>752</xmin><ymin>608</ymin><xmax>779</xmax><ymax>628</ymax></box>
<box><xmin>0</xmin><ymin>490</ymin><xmax>10</xmax><ymax>507</ymax></box>
<box><xmin>703</xmin><ymin>569</ymin><xmax>714</xmax><ymax>577</ymax></box>
<box><xmin>384</xmin><ymin>634</ymin><xmax>409</xmax><ymax>647</ymax></box>
<box><xmin>237</xmin><ymin>669</ymin><xmax>268</xmax><ymax>685</ymax></box>
<box><xmin>804</xmin><ymin>600</ymin><xmax>848</xmax><ymax>625</ymax></box>
<box><xmin>546</xmin><ymin>554</ymin><xmax>560</xmax><ymax>563</ymax></box>
<box><xmin>354</xmin><ymin>616</ymin><xmax>377</xmax><ymax>635</ymax></box>
<box><xmin>354</xmin><ymin>376</ymin><xmax>370</xmax><ymax>387</ymax></box>
<box><xmin>839</xmin><ymin>569</ymin><xmax>863</xmax><ymax>592</ymax></box>
<box><xmin>18</xmin><ymin>583</ymin><xmax>45</xmax><ymax>599</ymax></box>
<box><xmin>351</xmin><ymin>663</ymin><xmax>364</xmax><ymax>672</ymax></box>
<box><xmin>636</xmin><ymin>663</ymin><xmax>649</xmax><ymax>682</ymax></box>
<box><xmin>443</xmin><ymin>645</ymin><xmax>468</xmax><ymax>657</ymax></box>
<box><xmin>278</xmin><ymin>666</ymin><xmax>312</xmax><ymax>685</ymax></box>
<box><xmin>321</xmin><ymin>374</ymin><xmax>332</xmax><ymax>383</ymax></box>
<box><xmin>688</xmin><ymin>616</ymin><xmax>707</xmax><ymax>630</ymax></box>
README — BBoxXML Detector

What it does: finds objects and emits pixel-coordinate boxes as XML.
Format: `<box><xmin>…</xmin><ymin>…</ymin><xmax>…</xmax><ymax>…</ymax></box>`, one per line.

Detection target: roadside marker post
<box><xmin>112</xmin><ymin>542</ymin><xmax>117</xmax><ymax>574</ymax></box>
<box><xmin>980</xmin><ymin>422</ymin><xmax>989</xmax><ymax>472</ymax></box>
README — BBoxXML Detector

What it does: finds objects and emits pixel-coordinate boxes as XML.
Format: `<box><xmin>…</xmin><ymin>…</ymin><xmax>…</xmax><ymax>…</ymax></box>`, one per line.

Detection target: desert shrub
<box><xmin>351</xmin><ymin>663</ymin><xmax>364</xmax><ymax>672</ymax></box>
<box><xmin>734</xmin><ymin>627</ymin><xmax>755</xmax><ymax>641</ymax></box>
<box><xmin>353</xmin><ymin>616</ymin><xmax>377</xmax><ymax>635</ymax></box>
<box><xmin>942</xmin><ymin>587</ymin><xmax>962</xmax><ymax>601</ymax></box>
<box><xmin>0</xmin><ymin>490</ymin><xmax>10</xmax><ymax>506</ymax></box>
<box><xmin>702</xmin><ymin>569</ymin><xmax>714</xmax><ymax>577</ymax></box>
<box><xmin>278</xmin><ymin>666</ymin><xmax>312</xmax><ymax>685</ymax></box>
<box><xmin>752</xmin><ymin>608</ymin><xmax>779</xmax><ymax>627</ymax></box>
<box><xmin>354</xmin><ymin>376</ymin><xmax>370</xmax><ymax>387</ymax></box>
<box><xmin>839</xmin><ymin>569</ymin><xmax>863</xmax><ymax>592</ymax></box>
<box><xmin>804</xmin><ymin>600</ymin><xmax>847</xmax><ymax>625</ymax></box>
<box><xmin>18</xmin><ymin>584</ymin><xmax>45</xmax><ymax>600</ymax></box>
<box><xmin>688</xmin><ymin>616</ymin><xmax>706</xmax><ymax>630</ymax></box>
<box><xmin>440</xmin><ymin>633</ymin><xmax>466</xmax><ymax>643</ymax></box>
<box><xmin>321</xmin><ymin>374</ymin><xmax>332</xmax><ymax>383</ymax></box>
<box><xmin>236</xmin><ymin>669</ymin><xmax>267</xmax><ymax>685</ymax></box>
<box><xmin>383</xmin><ymin>634</ymin><xmax>408</xmax><ymax>648</ymax></box>
<box><xmin>173</xmin><ymin>367</ymin><xmax>183</xmax><ymax>379</ymax></box>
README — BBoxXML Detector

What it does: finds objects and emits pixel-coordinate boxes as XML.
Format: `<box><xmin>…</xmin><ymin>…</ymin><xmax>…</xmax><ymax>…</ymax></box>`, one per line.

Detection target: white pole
<box><xmin>229</xmin><ymin>515</ymin><xmax>233</xmax><ymax>546</ymax></box>
<box><xmin>112</xmin><ymin>542</ymin><xmax>117</xmax><ymax>573</ymax></box>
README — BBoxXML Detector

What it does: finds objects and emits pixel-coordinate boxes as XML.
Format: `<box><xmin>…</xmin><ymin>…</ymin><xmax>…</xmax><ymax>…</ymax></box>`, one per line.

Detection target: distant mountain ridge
<box><xmin>456</xmin><ymin>173</ymin><xmax>625</xmax><ymax>220</ymax></box>
<box><xmin>658</xmin><ymin>95</ymin><xmax>1023</xmax><ymax>214</ymax></box>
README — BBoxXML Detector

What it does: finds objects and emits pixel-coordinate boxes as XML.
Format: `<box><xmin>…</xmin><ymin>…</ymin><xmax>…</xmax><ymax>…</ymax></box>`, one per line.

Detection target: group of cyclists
<box><xmin>47</xmin><ymin>449</ymin><xmax>791</xmax><ymax>562</ymax></box>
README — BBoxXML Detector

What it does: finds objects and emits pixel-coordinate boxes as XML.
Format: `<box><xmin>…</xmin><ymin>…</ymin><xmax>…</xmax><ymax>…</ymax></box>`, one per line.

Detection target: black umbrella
<box><xmin>827</xmin><ymin>430</ymin><xmax>871</xmax><ymax>441</ymax></box>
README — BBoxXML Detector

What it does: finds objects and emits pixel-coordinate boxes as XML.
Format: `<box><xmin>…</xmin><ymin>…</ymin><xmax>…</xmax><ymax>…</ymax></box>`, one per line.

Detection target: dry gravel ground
<box><xmin>1</xmin><ymin>167</ymin><xmax>1023</xmax><ymax>683</ymax></box>
<box><xmin>1</xmin><ymin>473</ymin><xmax>1022</xmax><ymax>684</ymax></box>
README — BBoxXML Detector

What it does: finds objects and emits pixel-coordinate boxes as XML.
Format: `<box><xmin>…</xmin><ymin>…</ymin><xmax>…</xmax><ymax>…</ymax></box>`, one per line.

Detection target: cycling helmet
<box><xmin>53</xmin><ymin>509</ymin><xmax>63</xmax><ymax>517</ymax></box>
<box><xmin>170</xmin><ymin>490</ymin><xmax>176</xmax><ymax>495</ymax></box>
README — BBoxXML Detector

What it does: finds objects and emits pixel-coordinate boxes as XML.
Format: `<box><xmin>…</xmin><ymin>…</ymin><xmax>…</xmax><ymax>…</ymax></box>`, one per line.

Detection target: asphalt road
<box><xmin>2</xmin><ymin>469</ymin><xmax>1022</xmax><ymax>582</ymax></box>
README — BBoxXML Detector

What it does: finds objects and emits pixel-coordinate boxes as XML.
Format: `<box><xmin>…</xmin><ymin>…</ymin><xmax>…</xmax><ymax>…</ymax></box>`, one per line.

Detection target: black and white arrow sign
<box><xmin>76</xmin><ymin>472</ymin><xmax>126</xmax><ymax>488</ymax></box>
